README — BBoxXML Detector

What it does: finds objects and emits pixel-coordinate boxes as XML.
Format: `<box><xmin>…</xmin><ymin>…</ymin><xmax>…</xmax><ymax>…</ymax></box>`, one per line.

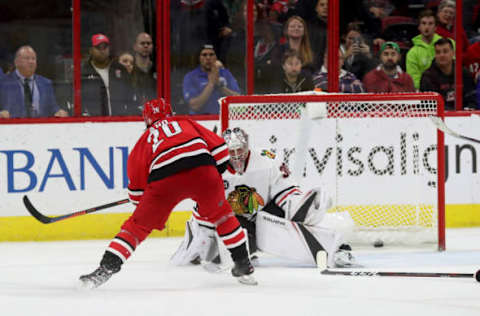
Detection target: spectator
<box><xmin>471</xmin><ymin>1</ymin><xmax>480</xmax><ymax>42</ymax></box>
<box><xmin>0</xmin><ymin>45</ymin><xmax>68</xmax><ymax>118</ymax></box>
<box><xmin>342</xmin><ymin>23</ymin><xmax>378</xmax><ymax>81</ymax></box>
<box><xmin>361</xmin><ymin>0</ymin><xmax>393</xmax><ymax>47</ymax></box>
<box><xmin>272</xmin><ymin>48</ymin><xmax>314</xmax><ymax>93</ymax></box>
<box><xmin>420</xmin><ymin>38</ymin><xmax>477</xmax><ymax>110</ymax></box>
<box><xmin>269</xmin><ymin>0</ymin><xmax>300</xmax><ymax>25</ymax></box>
<box><xmin>477</xmin><ymin>79</ymin><xmax>480</xmax><ymax>109</ymax></box>
<box><xmin>0</xmin><ymin>67</ymin><xmax>5</xmax><ymax>79</ymax></box>
<box><xmin>81</xmin><ymin>34</ymin><xmax>138</xmax><ymax>116</ymax></box>
<box><xmin>364</xmin><ymin>0</ymin><xmax>395</xmax><ymax>19</ymax></box>
<box><xmin>313</xmin><ymin>48</ymin><xmax>364</xmax><ymax>93</ymax></box>
<box><xmin>183</xmin><ymin>44</ymin><xmax>240</xmax><ymax>115</ymax></box>
<box><xmin>118</xmin><ymin>52</ymin><xmax>134</xmax><ymax>74</ymax></box>
<box><xmin>205</xmin><ymin>0</ymin><xmax>232</xmax><ymax>63</ymax></box>
<box><xmin>295</xmin><ymin>0</ymin><xmax>363</xmax><ymax>34</ymax></box>
<box><xmin>132</xmin><ymin>32</ymin><xmax>157</xmax><ymax>105</ymax></box>
<box><xmin>363</xmin><ymin>41</ymin><xmax>415</xmax><ymax>92</ymax></box>
<box><xmin>226</xmin><ymin>0</ymin><xmax>263</xmax><ymax>92</ymax></box>
<box><xmin>463</xmin><ymin>40</ymin><xmax>480</xmax><ymax>84</ymax></box>
<box><xmin>254</xmin><ymin>19</ymin><xmax>280</xmax><ymax>94</ymax></box>
<box><xmin>272</xmin><ymin>15</ymin><xmax>315</xmax><ymax>77</ymax></box>
<box><xmin>170</xmin><ymin>0</ymin><xmax>209</xmax><ymax>114</ymax></box>
<box><xmin>406</xmin><ymin>9</ymin><xmax>443</xmax><ymax>90</ymax></box>
<box><xmin>435</xmin><ymin>0</ymin><xmax>470</xmax><ymax>52</ymax></box>
<box><xmin>306</xmin><ymin>0</ymin><xmax>328</xmax><ymax>69</ymax></box>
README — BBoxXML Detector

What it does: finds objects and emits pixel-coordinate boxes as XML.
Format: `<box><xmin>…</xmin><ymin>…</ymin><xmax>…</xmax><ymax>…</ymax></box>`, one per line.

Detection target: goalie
<box><xmin>171</xmin><ymin>127</ymin><xmax>356</xmax><ymax>268</ymax></box>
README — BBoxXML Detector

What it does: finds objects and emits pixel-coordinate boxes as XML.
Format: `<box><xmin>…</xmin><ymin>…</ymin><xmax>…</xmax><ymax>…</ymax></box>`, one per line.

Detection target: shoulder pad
<box><xmin>260</xmin><ymin>149</ymin><xmax>276</xmax><ymax>159</ymax></box>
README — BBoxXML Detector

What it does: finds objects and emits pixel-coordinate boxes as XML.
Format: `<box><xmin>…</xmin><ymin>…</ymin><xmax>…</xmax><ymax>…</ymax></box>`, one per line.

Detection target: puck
<box><xmin>373</xmin><ymin>239</ymin><xmax>384</xmax><ymax>248</ymax></box>
<box><xmin>475</xmin><ymin>270</ymin><xmax>480</xmax><ymax>282</ymax></box>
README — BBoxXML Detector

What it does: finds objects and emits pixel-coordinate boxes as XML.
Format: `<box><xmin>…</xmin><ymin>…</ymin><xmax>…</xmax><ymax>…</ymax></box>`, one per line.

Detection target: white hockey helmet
<box><xmin>223</xmin><ymin>127</ymin><xmax>249</xmax><ymax>174</ymax></box>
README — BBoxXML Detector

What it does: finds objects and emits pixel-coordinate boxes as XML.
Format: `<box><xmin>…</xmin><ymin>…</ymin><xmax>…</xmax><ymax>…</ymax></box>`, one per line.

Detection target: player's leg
<box><xmin>190</xmin><ymin>165</ymin><xmax>256</xmax><ymax>284</ymax></box>
<box><xmin>170</xmin><ymin>213</ymin><xmax>258</xmax><ymax>267</ymax></box>
<box><xmin>80</xmin><ymin>179</ymin><xmax>181</xmax><ymax>288</ymax></box>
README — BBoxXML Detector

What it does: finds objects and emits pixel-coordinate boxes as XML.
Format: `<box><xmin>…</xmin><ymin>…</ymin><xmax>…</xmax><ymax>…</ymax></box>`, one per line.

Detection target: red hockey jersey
<box><xmin>127</xmin><ymin>118</ymin><xmax>229</xmax><ymax>205</ymax></box>
<box><xmin>464</xmin><ymin>41</ymin><xmax>480</xmax><ymax>82</ymax></box>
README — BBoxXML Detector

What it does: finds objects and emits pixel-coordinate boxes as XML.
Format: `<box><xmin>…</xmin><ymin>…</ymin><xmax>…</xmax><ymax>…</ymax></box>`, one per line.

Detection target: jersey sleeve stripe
<box><xmin>128</xmin><ymin>187</ymin><xmax>143</xmax><ymax>204</ymax></box>
<box><xmin>215</xmin><ymin>155</ymin><xmax>230</xmax><ymax>166</ymax></box>
<box><xmin>127</xmin><ymin>189</ymin><xmax>144</xmax><ymax>196</ymax></box>
<box><xmin>150</xmin><ymin>148</ymin><xmax>211</xmax><ymax>171</ymax></box>
<box><xmin>148</xmin><ymin>153</ymin><xmax>216</xmax><ymax>183</ymax></box>
<box><xmin>150</xmin><ymin>137</ymin><xmax>207</xmax><ymax>168</ymax></box>
<box><xmin>211</xmin><ymin>143</ymin><xmax>228</xmax><ymax>156</ymax></box>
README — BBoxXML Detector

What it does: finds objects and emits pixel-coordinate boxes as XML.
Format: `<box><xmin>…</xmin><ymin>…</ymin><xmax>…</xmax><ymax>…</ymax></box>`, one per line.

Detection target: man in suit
<box><xmin>0</xmin><ymin>46</ymin><xmax>68</xmax><ymax>118</ymax></box>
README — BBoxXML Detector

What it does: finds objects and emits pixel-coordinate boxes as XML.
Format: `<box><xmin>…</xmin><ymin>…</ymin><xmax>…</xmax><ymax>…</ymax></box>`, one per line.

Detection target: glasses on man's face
<box><xmin>201</xmin><ymin>53</ymin><xmax>215</xmax><ymax>57</ymax></box>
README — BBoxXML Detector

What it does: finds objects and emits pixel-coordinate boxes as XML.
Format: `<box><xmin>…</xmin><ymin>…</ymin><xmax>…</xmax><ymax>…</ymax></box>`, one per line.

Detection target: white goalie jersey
<box><xmin>223</xmin><ymin>148</ymin><xmax>332</xmax><ymax>227</ymax></box>
<box><xmin>223</xmin><ymin>149</ymin><xmax>298</xmax><ymax>220</ymax></box>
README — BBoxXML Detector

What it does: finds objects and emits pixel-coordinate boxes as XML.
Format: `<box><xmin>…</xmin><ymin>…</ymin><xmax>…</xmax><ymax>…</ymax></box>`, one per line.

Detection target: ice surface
<box><xmin>1</xmin><ymin>228</ymin><xmax>480</xmax><ymax>316</ymax></box>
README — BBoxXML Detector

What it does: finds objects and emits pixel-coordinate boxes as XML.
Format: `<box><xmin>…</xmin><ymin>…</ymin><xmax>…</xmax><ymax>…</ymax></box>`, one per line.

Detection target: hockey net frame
<box><xmin>220</xmin><ymin>92</ymin><xmax>446</xmax><ymax>251</ymax></box>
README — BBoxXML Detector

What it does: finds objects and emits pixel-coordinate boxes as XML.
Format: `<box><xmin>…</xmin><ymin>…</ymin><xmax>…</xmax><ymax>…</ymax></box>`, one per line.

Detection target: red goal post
<box><xmin>220</xmin><ymin>92</ymin><xmax>446</xmax><ymax>250</ymax></box>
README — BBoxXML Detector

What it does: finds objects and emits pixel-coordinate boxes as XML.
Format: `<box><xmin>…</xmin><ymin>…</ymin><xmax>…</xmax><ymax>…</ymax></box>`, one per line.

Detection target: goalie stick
<box><xmin>430</xmin><ymin>116</ymin><xmax>480</xmax><ymax>144</ymax></box>
<box><xmin>321</xmin><ymin>268</ymin><xmax>475</xmax><ymax>280</ymax></box>
<box><xmin>23</xmin><ymin>195</ymin><xmax>129</xmax><ymax>224</ymax></box>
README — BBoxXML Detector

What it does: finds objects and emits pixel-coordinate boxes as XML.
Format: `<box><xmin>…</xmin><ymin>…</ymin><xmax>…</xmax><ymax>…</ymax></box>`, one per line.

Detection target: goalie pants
<box><xmin>101</xmin><ymin>165</ymin><xmax>248</xmax><ymax>270</ymax></box>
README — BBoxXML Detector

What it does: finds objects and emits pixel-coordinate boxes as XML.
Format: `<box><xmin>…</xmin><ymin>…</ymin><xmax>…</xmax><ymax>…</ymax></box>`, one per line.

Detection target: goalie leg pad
<box><xmin>256</xmin><ymin>211</ymin><xmax>343</xmax><ymax>266</ymax></box>
<box><xmin>170</xmin><ymin>218</ymin><xmax>219</xmax><ymax>265</ymax></box>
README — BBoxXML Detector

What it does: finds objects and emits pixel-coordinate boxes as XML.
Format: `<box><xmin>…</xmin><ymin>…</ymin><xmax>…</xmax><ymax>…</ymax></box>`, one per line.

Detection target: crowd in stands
<box><xmin>1</xmin><ymin>0</ymin><xmax>480</xmax><ymax>118</ymax></box>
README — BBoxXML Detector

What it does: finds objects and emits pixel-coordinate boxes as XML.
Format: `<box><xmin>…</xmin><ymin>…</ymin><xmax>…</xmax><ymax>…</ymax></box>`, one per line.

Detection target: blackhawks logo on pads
<box><xmin>227</xmin><ymin>185</ymin><xmax>265</xmax><ymax>216</ymax></box>
<box><xmin>261</xmin><ymin>150</ymin><xmax>276</xmax><ymax>159</ymax></box>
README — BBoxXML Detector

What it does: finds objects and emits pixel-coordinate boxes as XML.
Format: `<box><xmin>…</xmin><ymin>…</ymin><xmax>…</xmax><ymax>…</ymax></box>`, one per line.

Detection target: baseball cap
<box><xmin>200</xmin><ymin>44</ymin><xmax>215</xmax><ymax>52</ymax></box>
<box><xmin>91</xmin><ymin>34</ymin><xmax>110</xmax><ymax>47</ymax></box>
<box><xmin>379</xmin><ymin>41</ymin><xmax>400</xmax><ymax>54</ymax></box>
<box><xmin>198</xmin><ymin>44</ymin><xmax>216</xmax><ymax>58</ymax></box>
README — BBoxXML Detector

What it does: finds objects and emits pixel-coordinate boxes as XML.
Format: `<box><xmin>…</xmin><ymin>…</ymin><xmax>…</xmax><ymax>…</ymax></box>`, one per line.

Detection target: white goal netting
<box><xmin>220</xmin><ymin>92</ymin><xmax>445</xmax><ymax>249</ymax></box>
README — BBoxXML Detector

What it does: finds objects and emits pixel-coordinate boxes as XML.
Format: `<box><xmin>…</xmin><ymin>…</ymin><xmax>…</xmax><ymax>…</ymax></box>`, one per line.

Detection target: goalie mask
<box><xmin>223</xmin><ymin>127</ymin><xmax>249</xmax><ymax>174</ymax></box>
<box><xmin>142</xmin><ymin>98</ymin><xmax>173</xmax><ymax>127</ymax></box>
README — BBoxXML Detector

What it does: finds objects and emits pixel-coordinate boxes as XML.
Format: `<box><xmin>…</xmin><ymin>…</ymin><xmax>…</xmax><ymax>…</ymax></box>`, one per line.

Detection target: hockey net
<box><xmin>220</xmin><ymin>92</ymin><xmax>446</xmax><ymax>250</ymax></box>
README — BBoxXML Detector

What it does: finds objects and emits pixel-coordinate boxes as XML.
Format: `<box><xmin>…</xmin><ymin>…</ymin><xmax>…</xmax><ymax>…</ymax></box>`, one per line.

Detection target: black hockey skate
<box><xmin>231</xmin><ymin>257</ymin><xmax>257</xmax><ymax>285</ymax></box>
<box><xmin>79</xmin><ymin>266</ymin><xmax>116</xmax><ymax>289</ymax></box>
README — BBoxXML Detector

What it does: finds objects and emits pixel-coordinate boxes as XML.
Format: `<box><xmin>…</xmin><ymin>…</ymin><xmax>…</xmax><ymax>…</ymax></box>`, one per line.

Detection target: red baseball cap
<box><xmin>91</xmin><ymin>34</ymin><xmax>110</xmax><ymax>47</ymax></box>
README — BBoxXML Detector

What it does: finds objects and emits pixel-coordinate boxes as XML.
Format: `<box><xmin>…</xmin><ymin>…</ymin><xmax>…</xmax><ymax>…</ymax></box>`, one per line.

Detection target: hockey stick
<box><xmin>23</xmin><ymin>195</ymin><xmax>130</xmax><ymax>224</ymax></box>
<box><xmin>321</xmin><ymin>269</ymin><xmax>475</xmax><ymax>280</ymax></box>
<box><xmin>430</xmin><ymin>116</ymin><xmax>480</xmax><ymax>144</ymax></box>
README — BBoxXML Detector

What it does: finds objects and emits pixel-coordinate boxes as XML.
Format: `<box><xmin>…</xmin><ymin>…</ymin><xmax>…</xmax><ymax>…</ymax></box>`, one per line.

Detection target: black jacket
<box><xmin>420</xmin><ymin>61</ymin><xmax>477</xmax><ymax>110</ymax></box>
<box><xmin>132</xmin><ymin>64</ymin><xmax>157</xmax><ymax>106</ymax></box>
<box><xmin>272</xmin><ymin>73</ymin><xmax>314</xmax><ymax>94</ymax></box>
<box><xmin>81</xmin><ymin>59</ymin><xmax>139</xmax><ymax>116</ymax></box>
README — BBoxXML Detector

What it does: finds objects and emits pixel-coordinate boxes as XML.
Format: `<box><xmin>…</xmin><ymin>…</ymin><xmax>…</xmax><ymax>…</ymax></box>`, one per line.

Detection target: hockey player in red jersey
<box><xmin>79</xmin><ymin>99</ymin><xmax>257</xmax><ymax>288</ymax></box>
